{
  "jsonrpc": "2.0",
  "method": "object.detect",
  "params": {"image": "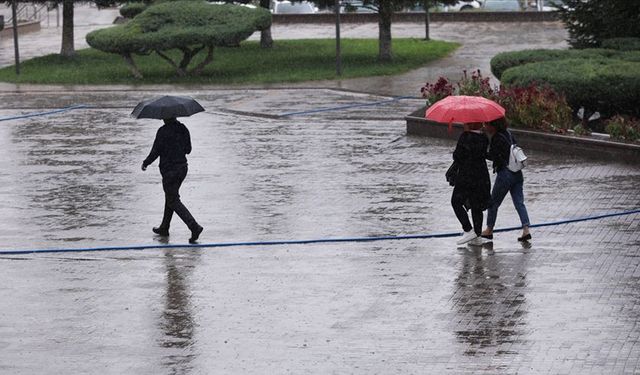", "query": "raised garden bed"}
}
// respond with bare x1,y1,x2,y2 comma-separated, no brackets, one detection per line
406,106,640,164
